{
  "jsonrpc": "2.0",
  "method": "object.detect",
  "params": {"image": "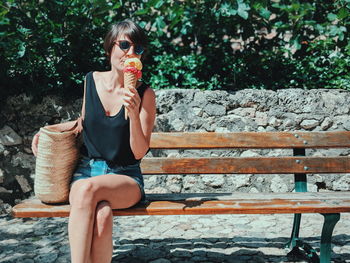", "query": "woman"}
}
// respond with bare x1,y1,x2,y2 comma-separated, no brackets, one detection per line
32,19,156,263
